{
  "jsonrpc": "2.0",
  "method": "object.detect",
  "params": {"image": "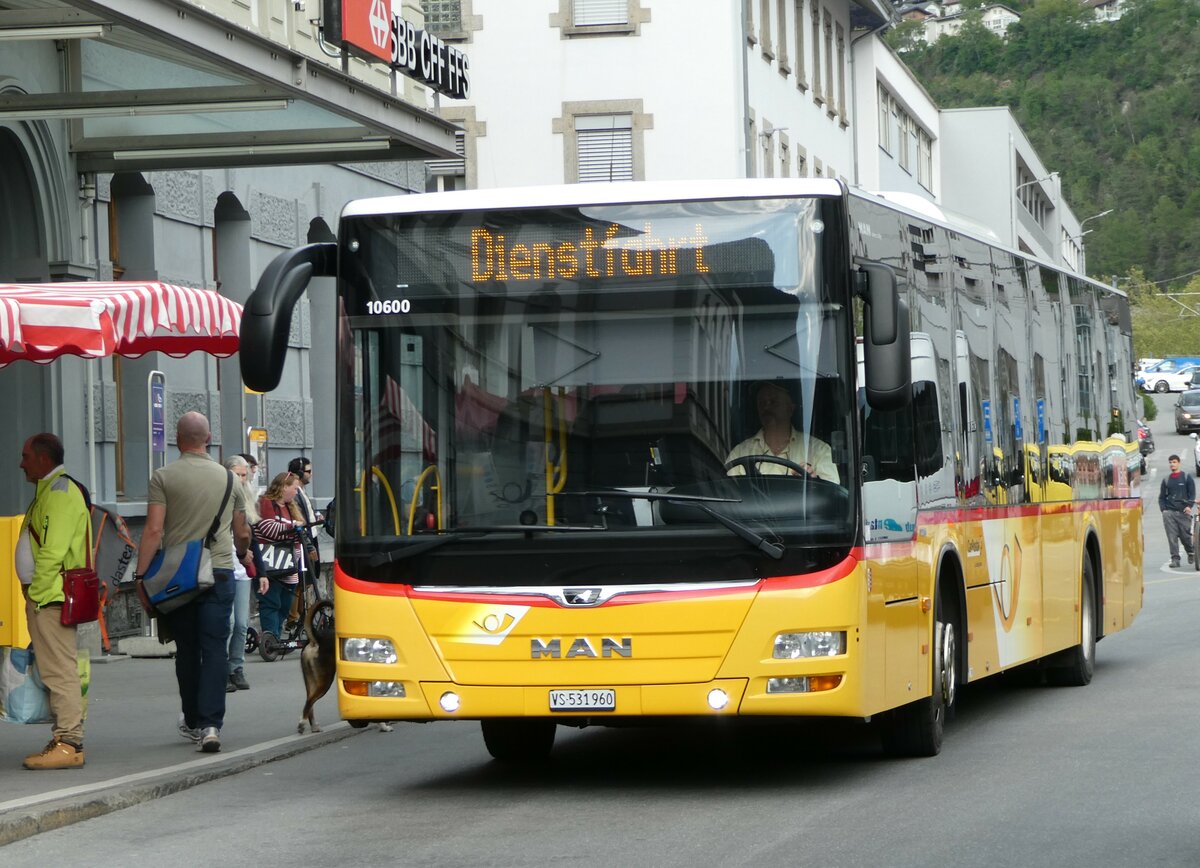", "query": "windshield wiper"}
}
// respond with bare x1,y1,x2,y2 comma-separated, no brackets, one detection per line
368,524,606,567
564,490,785,560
